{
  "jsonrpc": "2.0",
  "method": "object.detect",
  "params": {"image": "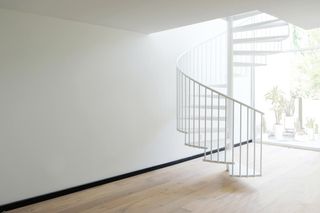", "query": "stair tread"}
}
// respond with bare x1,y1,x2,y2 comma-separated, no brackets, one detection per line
233,19,287,32
181,128,226,133
194,95,228,102
228,163,261,177
203,159,233,164
209,84,227,88
234,62,266,67
194,94,220,98
185,139,228,149
185,143,207,149
185,139,227,145
183,116,226,120
233,50,281,55
182,105,226,109
231,11,261,21
203,149,233,163
233,35,289,43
